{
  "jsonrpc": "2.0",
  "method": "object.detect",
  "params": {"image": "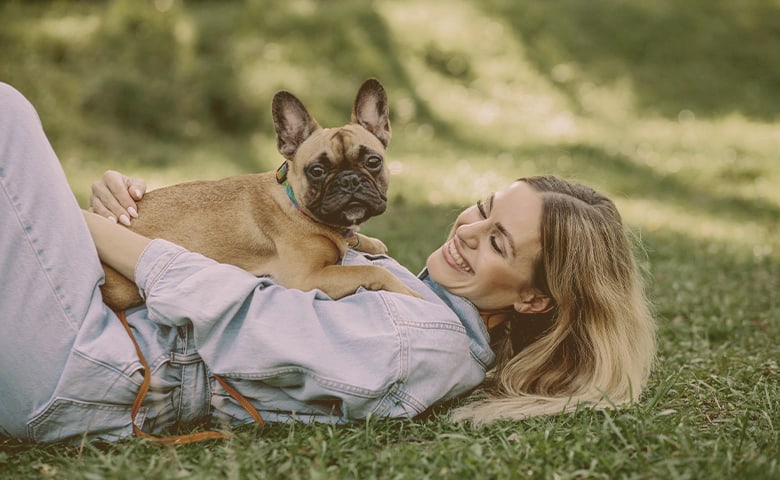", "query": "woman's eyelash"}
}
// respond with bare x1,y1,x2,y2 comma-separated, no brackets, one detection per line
490,236,502,253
